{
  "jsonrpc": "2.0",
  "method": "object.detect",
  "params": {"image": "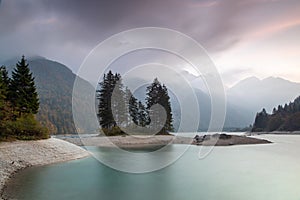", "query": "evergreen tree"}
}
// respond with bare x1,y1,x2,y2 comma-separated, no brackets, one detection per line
146,78,163,132
0,66,10,95
111,73,126,127
9,56,39,115
123,87,132,126
0,66,10,138
284,103,288,112
277,105,283,113
97,71,129,134
294,97,300,112
127,90,139,125
145,78,173,134
137,101,148,126
0,66,10,118
0,68,7,120
125,88,149,128
161,84,173,132
252,108,269,132
97,71,115,129
287,102,292,113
